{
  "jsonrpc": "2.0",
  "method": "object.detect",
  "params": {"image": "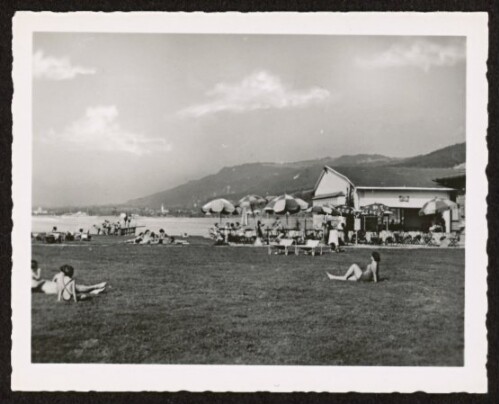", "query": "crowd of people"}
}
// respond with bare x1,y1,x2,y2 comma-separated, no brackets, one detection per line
209,219,288,245
208,218,348,251
93,219,125,235
125,229,189,245
32,217,387,309
32,226,92,243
